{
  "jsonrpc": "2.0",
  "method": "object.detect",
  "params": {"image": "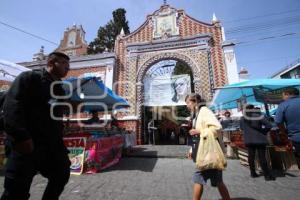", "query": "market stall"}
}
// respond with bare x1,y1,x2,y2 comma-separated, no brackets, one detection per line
211,79,300,171
0,59,31,82
62,76,129,175
63,131,124,175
